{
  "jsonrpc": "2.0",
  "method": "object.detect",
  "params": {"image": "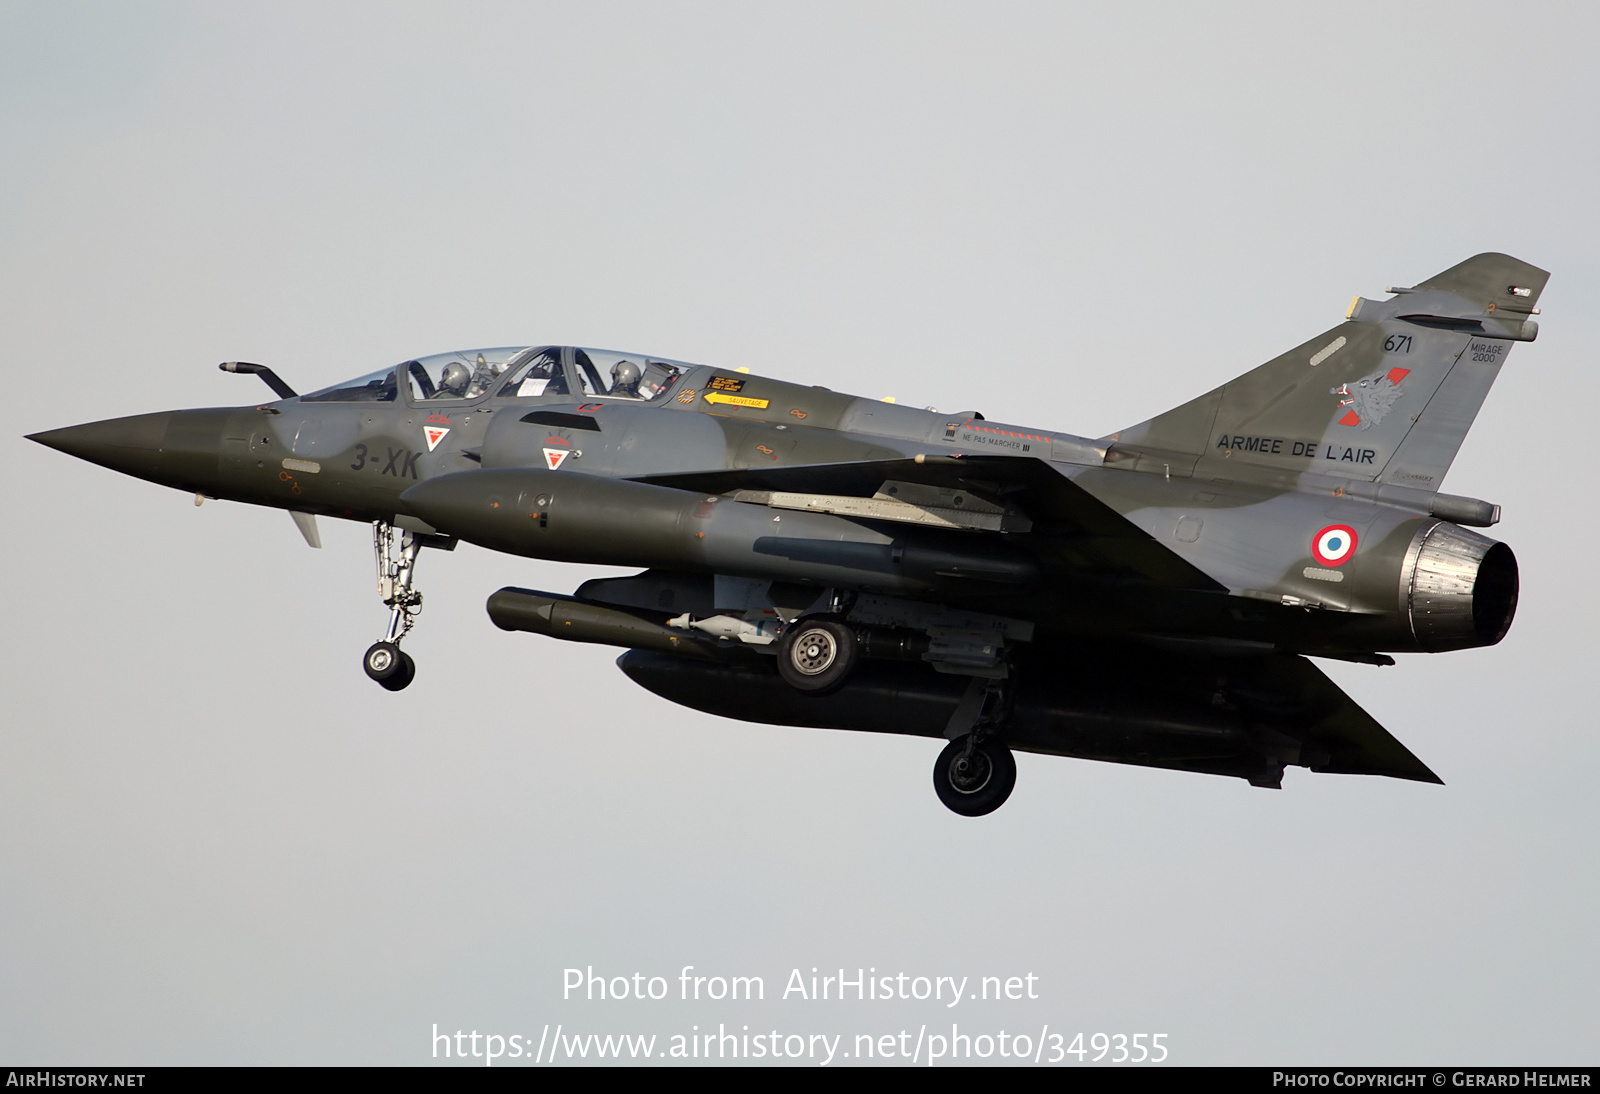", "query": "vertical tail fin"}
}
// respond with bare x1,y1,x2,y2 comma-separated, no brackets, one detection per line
1106,253,1547,490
